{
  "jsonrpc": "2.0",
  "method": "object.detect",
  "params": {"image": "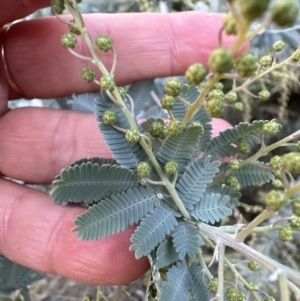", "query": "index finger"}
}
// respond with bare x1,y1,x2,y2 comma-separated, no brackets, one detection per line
3,12,246,100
